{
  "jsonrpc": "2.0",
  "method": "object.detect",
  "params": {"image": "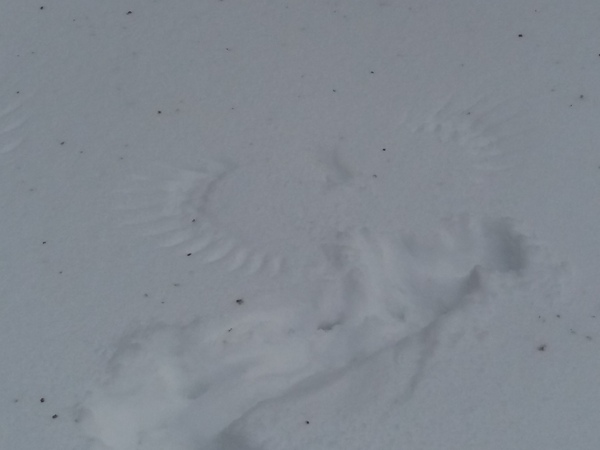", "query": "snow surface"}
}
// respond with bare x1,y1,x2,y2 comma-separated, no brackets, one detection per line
1,1,600,450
